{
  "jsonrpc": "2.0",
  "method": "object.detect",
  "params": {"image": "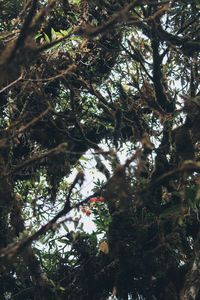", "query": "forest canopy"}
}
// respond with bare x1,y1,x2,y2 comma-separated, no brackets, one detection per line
0,0,200,299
